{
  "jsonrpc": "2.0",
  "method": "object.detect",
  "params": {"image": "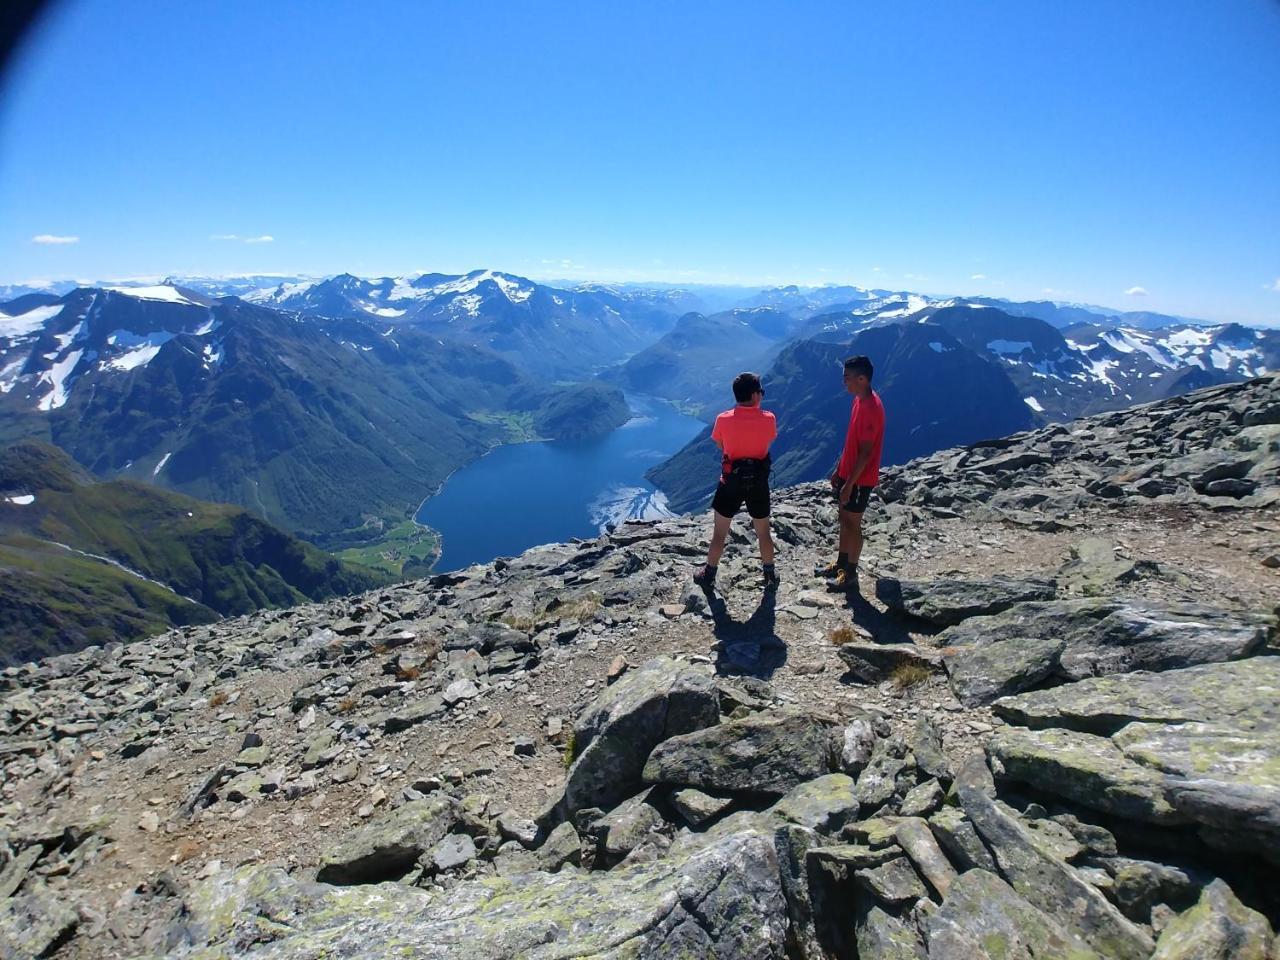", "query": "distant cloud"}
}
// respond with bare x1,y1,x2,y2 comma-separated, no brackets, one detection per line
1267,278,1280,292
1125,286,1148,296
211,233,274,244
871,266,884,273
245,235,274,244
32,234,78,245
970,273,987,280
